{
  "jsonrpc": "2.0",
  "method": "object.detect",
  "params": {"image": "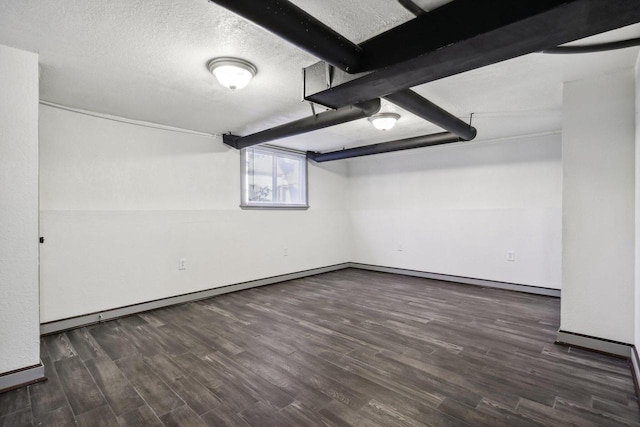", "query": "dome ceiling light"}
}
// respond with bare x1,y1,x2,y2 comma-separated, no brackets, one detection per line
208,57,257,90
368,113,400,131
